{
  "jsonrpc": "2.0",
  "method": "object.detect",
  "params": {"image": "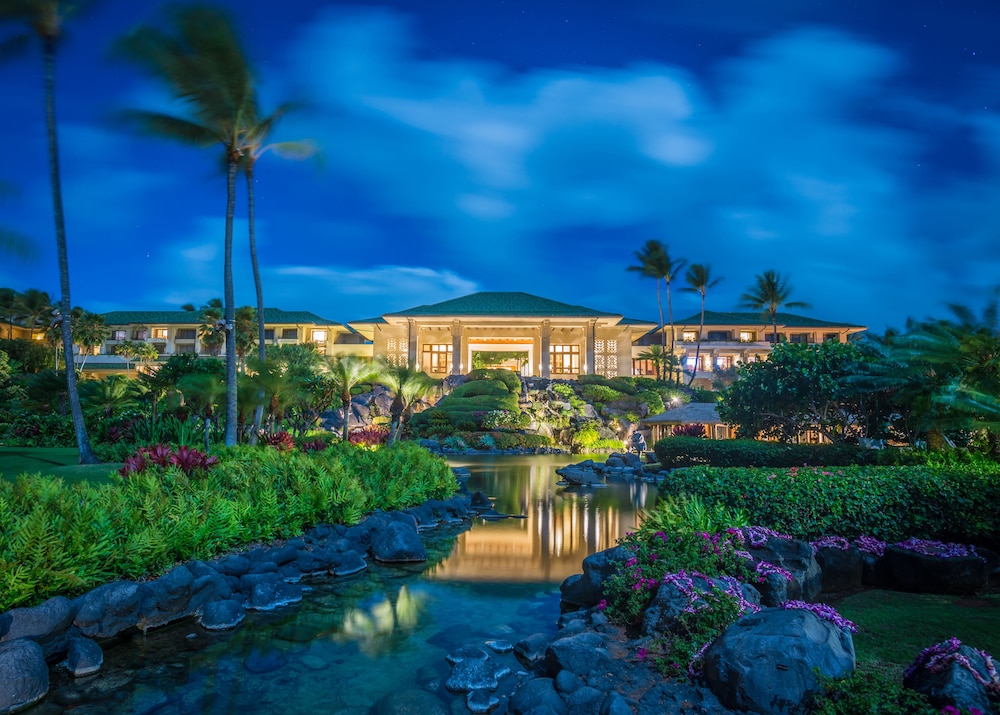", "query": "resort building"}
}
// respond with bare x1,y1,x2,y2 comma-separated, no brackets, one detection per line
348,292,656,379
635,311,867,386
81,308,364,374
641,402,733,441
